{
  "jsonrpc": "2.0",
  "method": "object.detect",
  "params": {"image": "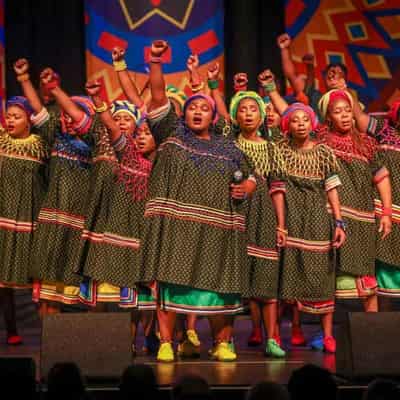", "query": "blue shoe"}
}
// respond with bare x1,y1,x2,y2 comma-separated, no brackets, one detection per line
143,333,160,354
309,331,324,351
